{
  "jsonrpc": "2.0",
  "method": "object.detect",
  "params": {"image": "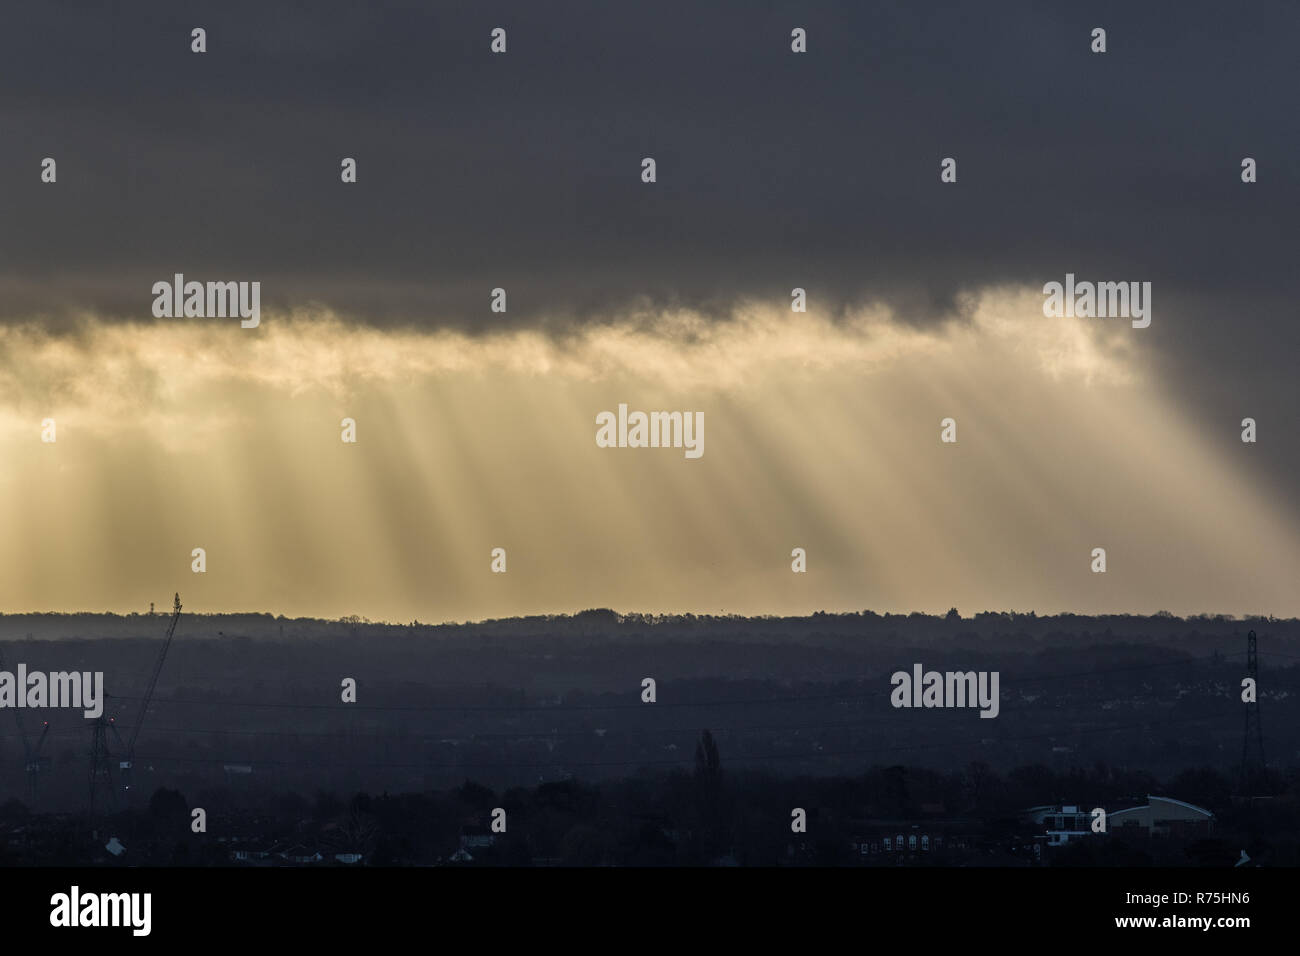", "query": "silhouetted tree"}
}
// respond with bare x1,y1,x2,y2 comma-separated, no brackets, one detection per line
312,790,344,822
456,779,495,810
561,824,606,865
1167,767,1233,813
276,791,309,822
694,730,726,859
149,787,187,821
964,761,993,812
694,729,721,782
